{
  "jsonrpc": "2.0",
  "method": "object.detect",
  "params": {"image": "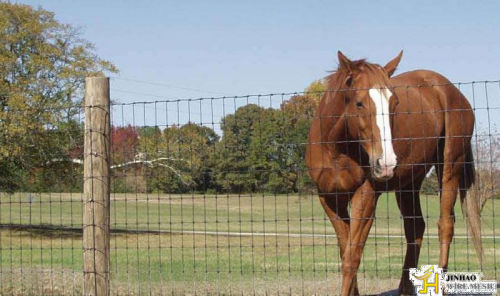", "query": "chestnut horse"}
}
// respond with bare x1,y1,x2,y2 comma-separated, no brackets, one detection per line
306,51,481,295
